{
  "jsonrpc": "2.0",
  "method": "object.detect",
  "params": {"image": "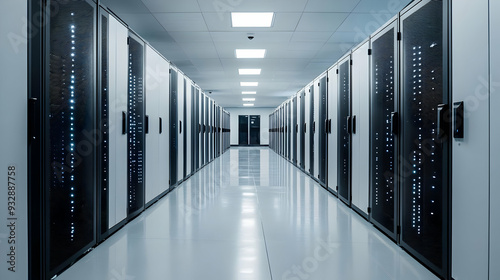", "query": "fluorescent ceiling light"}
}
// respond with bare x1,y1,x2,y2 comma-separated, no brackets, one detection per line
236,49,266,58
240,82,259,87
242,91,257,95
239,69,261,75
243,103,255,107
231,12,274,28
242,98,255,101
